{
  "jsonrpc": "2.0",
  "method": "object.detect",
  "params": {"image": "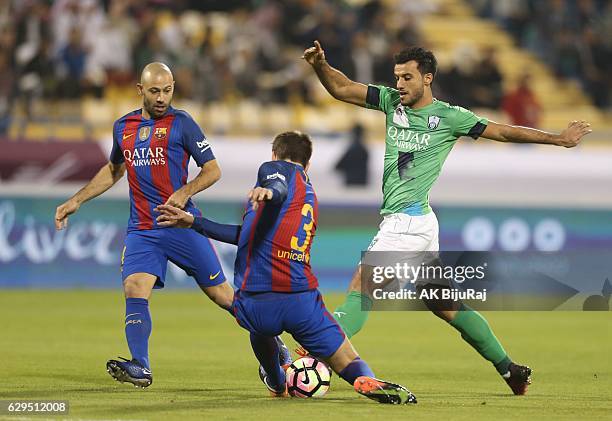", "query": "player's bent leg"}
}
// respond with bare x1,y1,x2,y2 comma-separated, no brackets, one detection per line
233,291,291,397
333,263,400,338
347,266,363,293
334,213,438,339
323,339,417,405
324,337,358,373
291,291,416,405
107,273,156,387
416,283,461,321
418,284,508,365
250,333,288,397
199,280,234,311
448,303,532,394
164,227,231,308
257,336,292,393
418,283,532,394
332,266,373,338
